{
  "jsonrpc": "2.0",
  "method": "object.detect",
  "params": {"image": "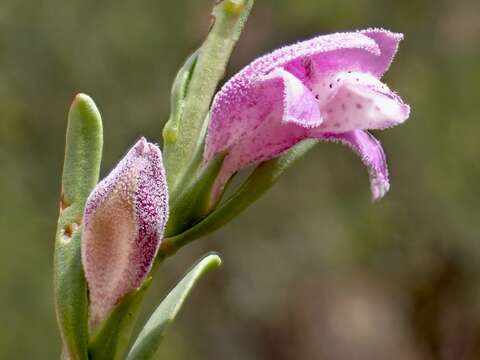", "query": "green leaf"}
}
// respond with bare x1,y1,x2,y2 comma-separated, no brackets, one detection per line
126,254,222,360
163,0,254,194
54,94,103,360
88,278,152,360
159,140,318,255
165,153,225,237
